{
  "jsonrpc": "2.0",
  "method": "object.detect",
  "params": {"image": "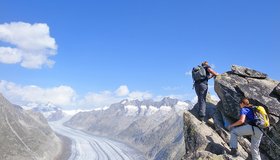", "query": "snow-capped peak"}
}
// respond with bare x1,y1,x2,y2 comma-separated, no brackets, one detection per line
124,105,139,116
121,99,128,105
